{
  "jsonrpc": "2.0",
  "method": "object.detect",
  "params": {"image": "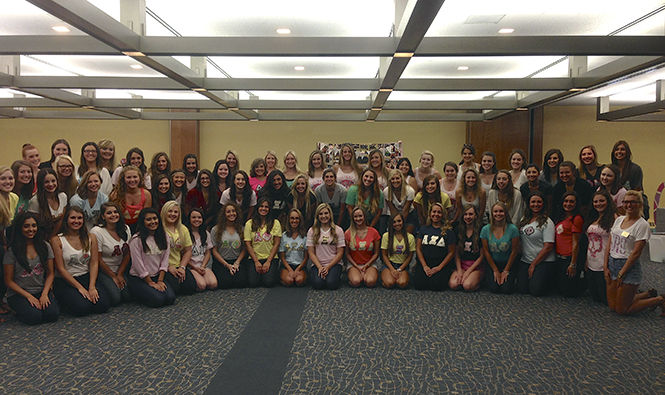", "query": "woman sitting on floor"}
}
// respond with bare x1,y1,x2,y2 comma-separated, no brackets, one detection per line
449,205,484,292
414,202,456,291
345,207,381,288
481,202,519,294
307,203,345,290
380,213,414,289
279,208,308,287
